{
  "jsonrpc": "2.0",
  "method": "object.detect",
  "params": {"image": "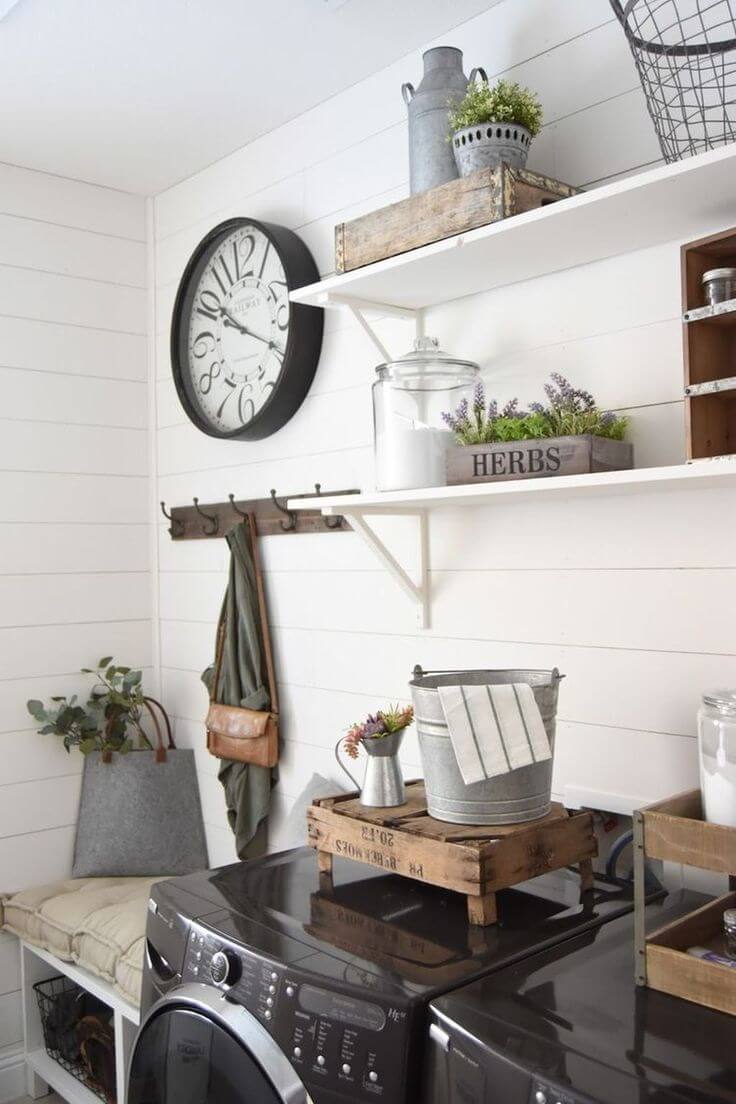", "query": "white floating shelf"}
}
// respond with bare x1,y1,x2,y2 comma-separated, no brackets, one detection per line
288,459,736,514
290,143,736,313
288,460,736,629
